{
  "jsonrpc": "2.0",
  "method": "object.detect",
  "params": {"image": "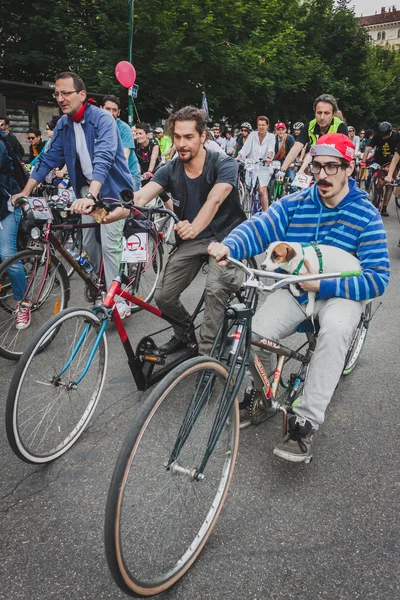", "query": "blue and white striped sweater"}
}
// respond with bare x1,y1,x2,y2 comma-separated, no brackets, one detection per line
223,179,390,303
